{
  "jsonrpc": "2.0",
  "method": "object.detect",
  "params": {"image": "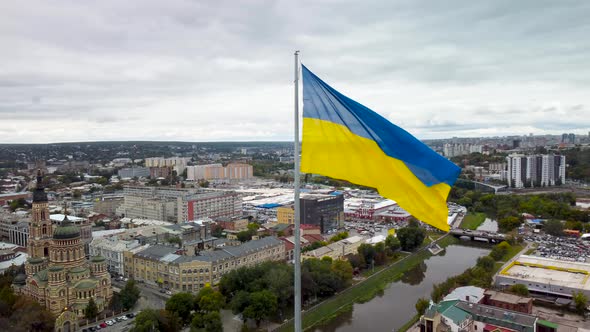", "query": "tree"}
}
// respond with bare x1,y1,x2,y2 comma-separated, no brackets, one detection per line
573,291,588,314
120,279,141,310
237,231,253,242
415,298,430,315
490,241,511,261
508,284,529,296
242,290,278,327
357,244,376,267
476,256,495,272
191,311,223,332
544,219,564,236
329,232,348,243
498,216,522,233
167,236,182,246
397,227,426,251
196,286,225,313
166,292,194,324
385,235,401,252
84,297,98,319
